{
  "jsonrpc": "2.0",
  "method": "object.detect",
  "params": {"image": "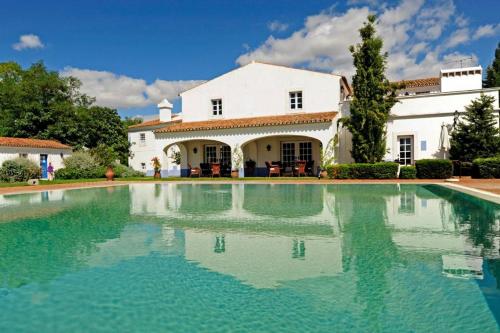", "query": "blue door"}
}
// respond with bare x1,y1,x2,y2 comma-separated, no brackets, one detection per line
40,154,48,179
